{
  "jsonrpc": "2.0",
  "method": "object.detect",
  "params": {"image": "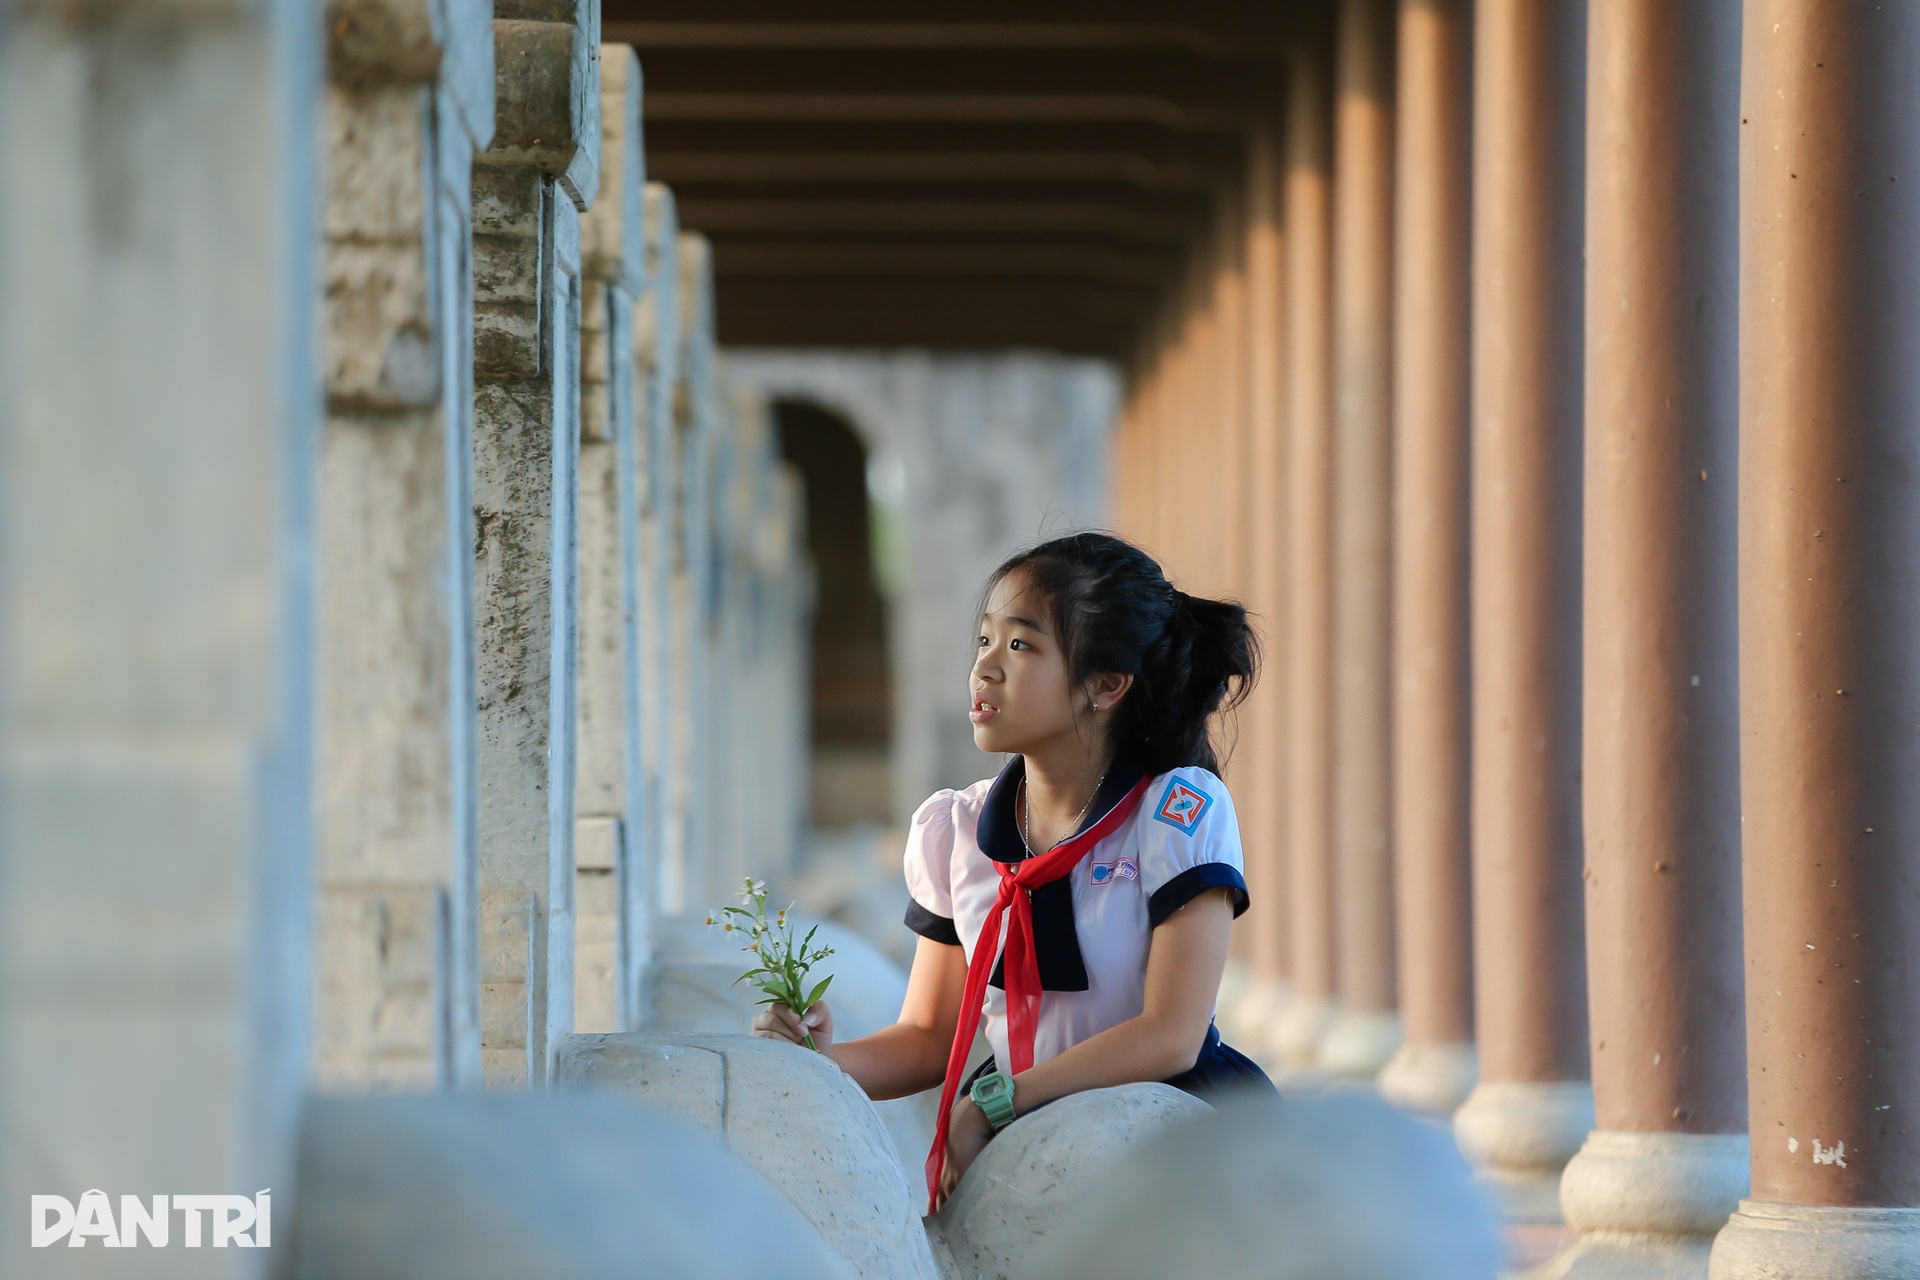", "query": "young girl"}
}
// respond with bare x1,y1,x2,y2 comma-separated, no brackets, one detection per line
752,532,1276,1213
